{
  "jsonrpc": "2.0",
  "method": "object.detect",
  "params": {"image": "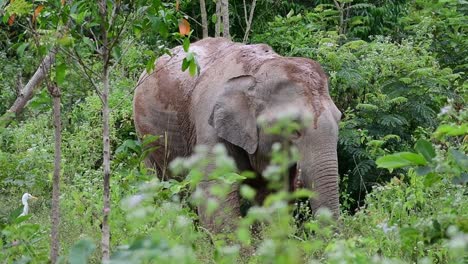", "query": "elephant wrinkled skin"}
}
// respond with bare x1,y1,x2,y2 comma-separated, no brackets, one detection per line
133,37,341,233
